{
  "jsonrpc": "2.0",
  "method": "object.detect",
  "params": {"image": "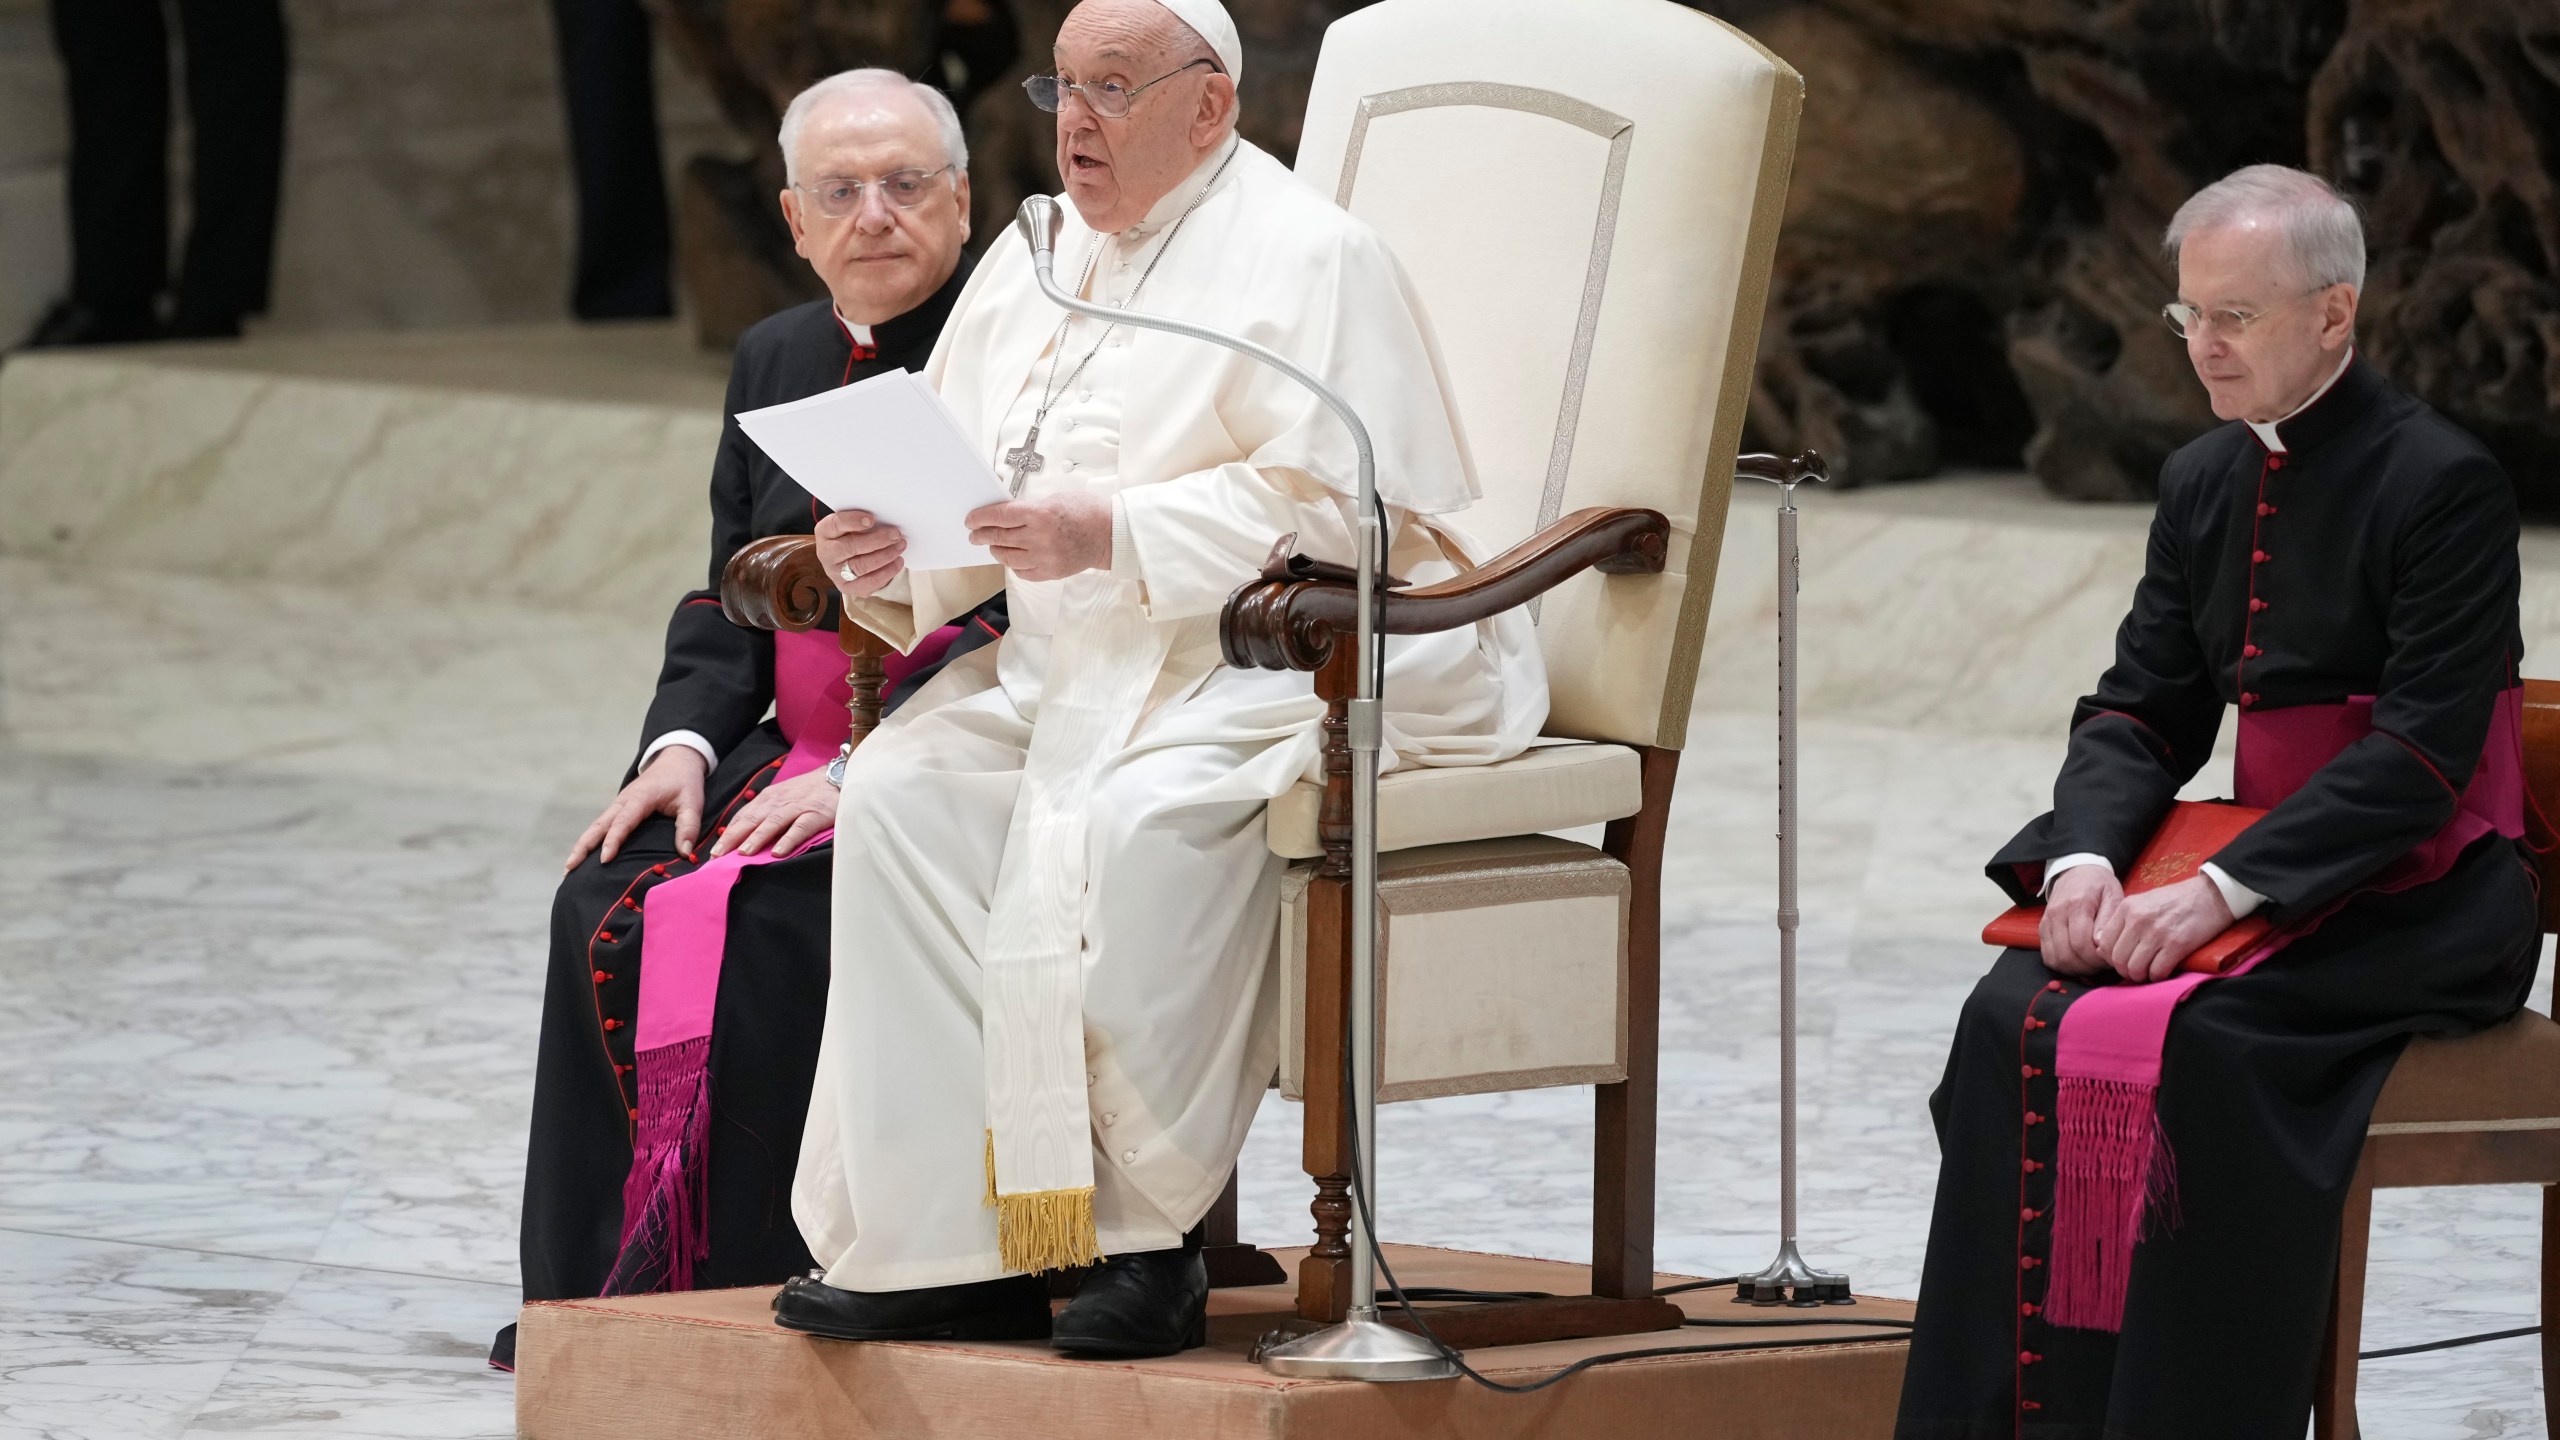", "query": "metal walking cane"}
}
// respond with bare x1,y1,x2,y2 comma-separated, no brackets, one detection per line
1735,450,1854,1307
